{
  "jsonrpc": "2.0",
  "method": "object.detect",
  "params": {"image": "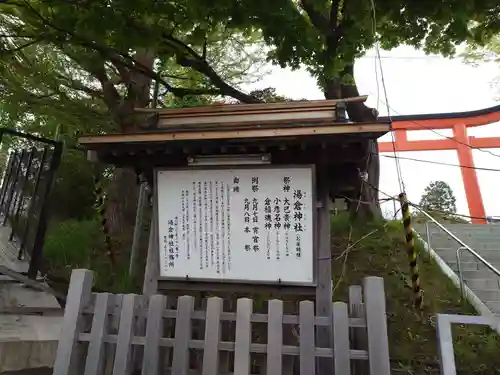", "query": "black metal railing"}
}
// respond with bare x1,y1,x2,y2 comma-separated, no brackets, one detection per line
0,128,62,278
